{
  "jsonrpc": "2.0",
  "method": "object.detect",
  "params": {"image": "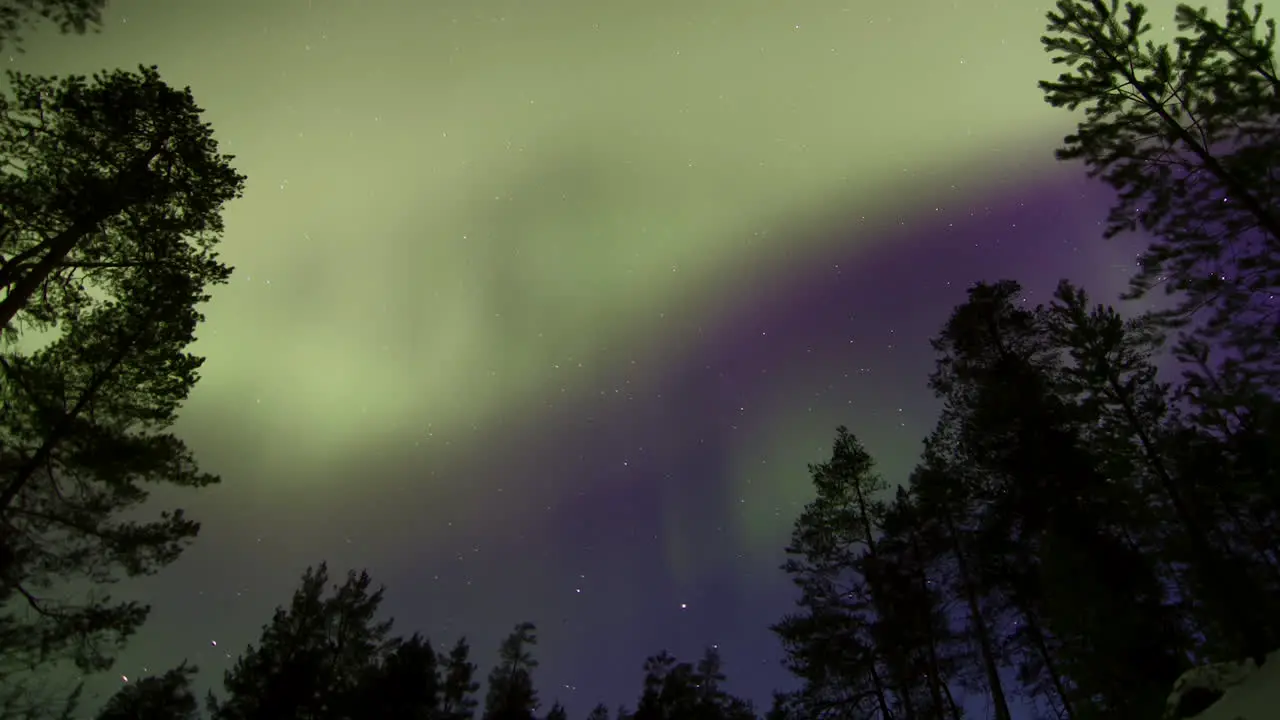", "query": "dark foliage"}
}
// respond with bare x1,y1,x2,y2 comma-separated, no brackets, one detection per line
208,563,397,720
626,648,756,720
0,65,244,335
1040,0,1280,394
483,622,540,720
0,62,242,706
96,663,199,720
440,637,482,720
0,0,107,51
